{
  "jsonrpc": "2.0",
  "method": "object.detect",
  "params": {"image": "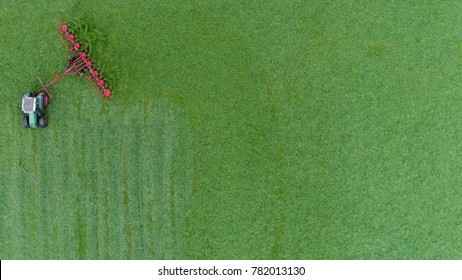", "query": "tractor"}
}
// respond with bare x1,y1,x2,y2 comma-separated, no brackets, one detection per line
21,23,112,129
22,92,50,128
